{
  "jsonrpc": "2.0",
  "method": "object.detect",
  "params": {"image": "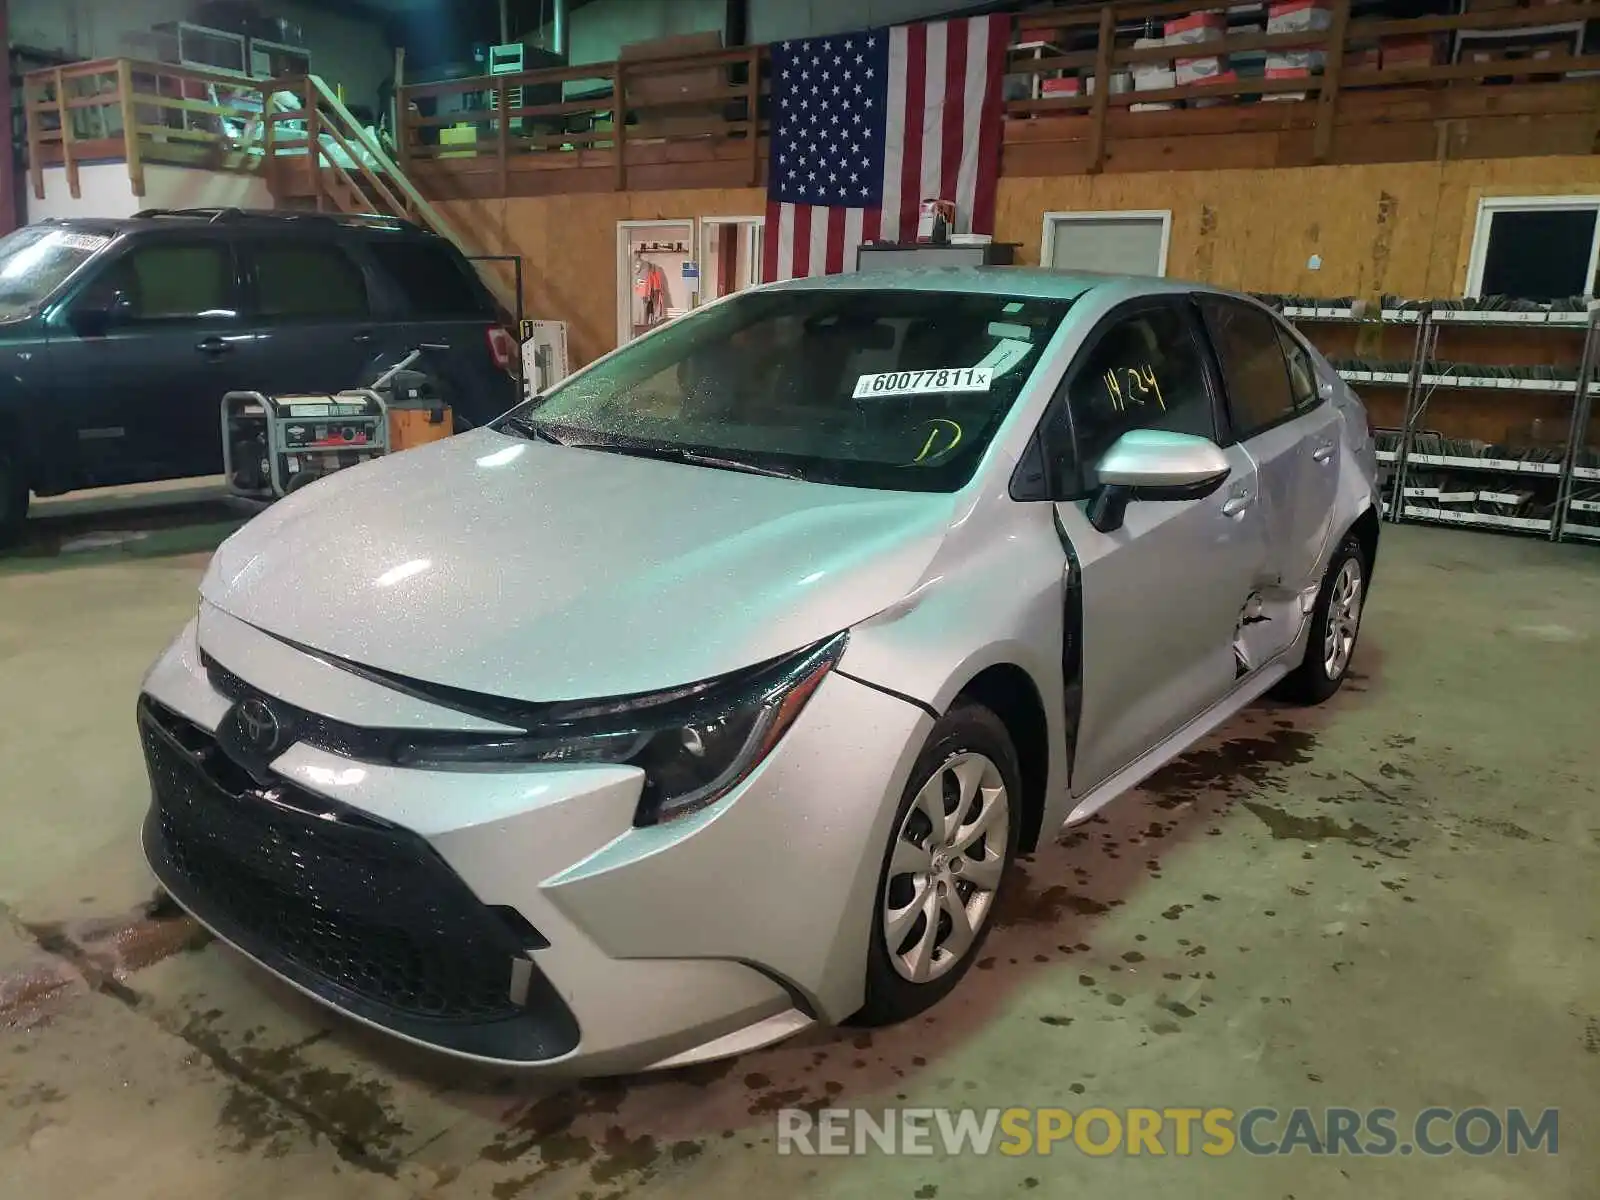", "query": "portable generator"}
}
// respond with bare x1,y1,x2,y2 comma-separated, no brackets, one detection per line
221,389,389,500
221,348,454,501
